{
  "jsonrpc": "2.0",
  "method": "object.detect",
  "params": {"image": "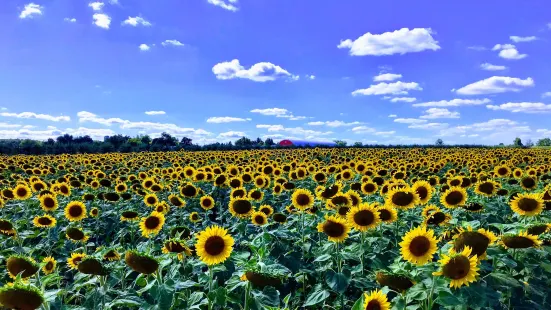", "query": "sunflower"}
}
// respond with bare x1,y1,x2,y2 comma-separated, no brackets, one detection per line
291,189,315,211
120,210,140,222
57,183,71,196
248,189,264,202
162,239,192,259
317,215,350,243
463,202,485,212
375,271,415,292
90,207,99,218
440,187,467,209
501,231,542,249
272,213,287,224
424,209,452,227
0,219,16,236
399,226,438,265
0,282,44,310
363,289,391,310
125,251,159,275
258,205,274,216
200,196,215,210
78,257,108,276
421,205,440,218
66,227,89,243
144,193,159,207
433,246,479,288
345,190,362,207
229,198,254,219
39,194,58,212
510,193,544,216
189,212,201,223
474,180,500,197
494,165,511,177
412,181,433,204
6,256,39,279
168,194,186,208
251,211,268,226
195,225,235,265
42,257,56,275
180,183,198,198
361,181,378,195
140,211,165,238
376,205,398,223
347,203,380,231
32,214,56,228
453,227,497,257
13,184,32,200
527,224,551,236
385,187,419,209
103,249,121,261
64,201,87,222
155,202,170,214
520,176,538,191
